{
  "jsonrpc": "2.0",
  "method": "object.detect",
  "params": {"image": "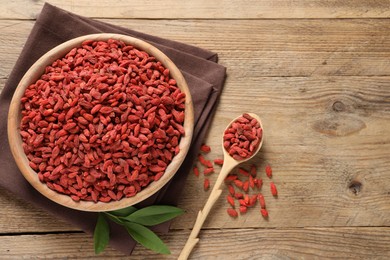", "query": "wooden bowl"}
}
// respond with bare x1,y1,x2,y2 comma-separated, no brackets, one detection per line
8,33,194,212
